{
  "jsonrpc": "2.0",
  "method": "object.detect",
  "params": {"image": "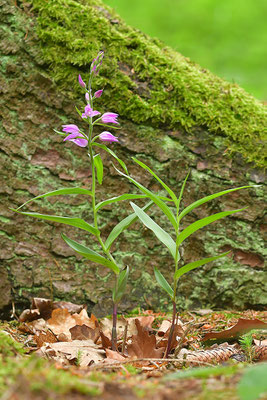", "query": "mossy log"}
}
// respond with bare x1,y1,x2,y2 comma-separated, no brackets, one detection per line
0,0,266,317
